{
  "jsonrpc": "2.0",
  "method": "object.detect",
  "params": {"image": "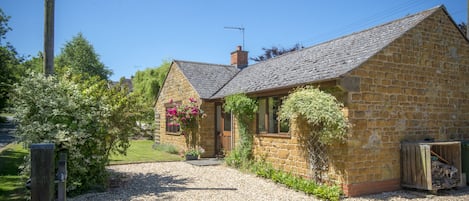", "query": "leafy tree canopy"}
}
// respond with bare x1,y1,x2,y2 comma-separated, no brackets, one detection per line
56,33,112,80
0,46,19,111
132,61,170,103
131,61,170,124
250,43,303,62
0,8,11,44
19,52,43,74
0,8,20,111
